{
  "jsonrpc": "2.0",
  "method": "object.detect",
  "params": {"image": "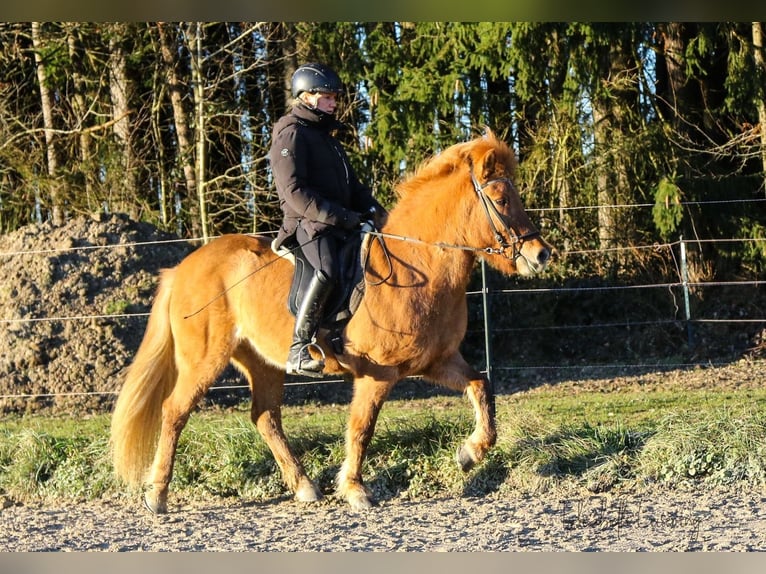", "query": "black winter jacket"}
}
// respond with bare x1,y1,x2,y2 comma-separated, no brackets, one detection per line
268,103,383,249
